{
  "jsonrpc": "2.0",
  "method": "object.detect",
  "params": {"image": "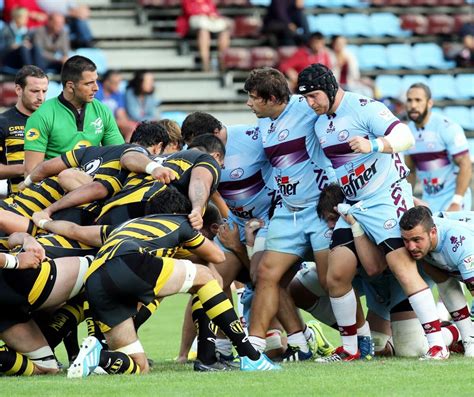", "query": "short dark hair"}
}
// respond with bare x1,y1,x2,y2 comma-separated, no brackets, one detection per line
130,121,170,150
317,183,345,220
408,83,432,101
145,185,192,215
203,202,222,228
399,206,434,233
181,112,223,144
101,69,120,83
244,67,290,104
61,55,97,86
127,71,154,96
188,134,226,157
15,65,48,88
